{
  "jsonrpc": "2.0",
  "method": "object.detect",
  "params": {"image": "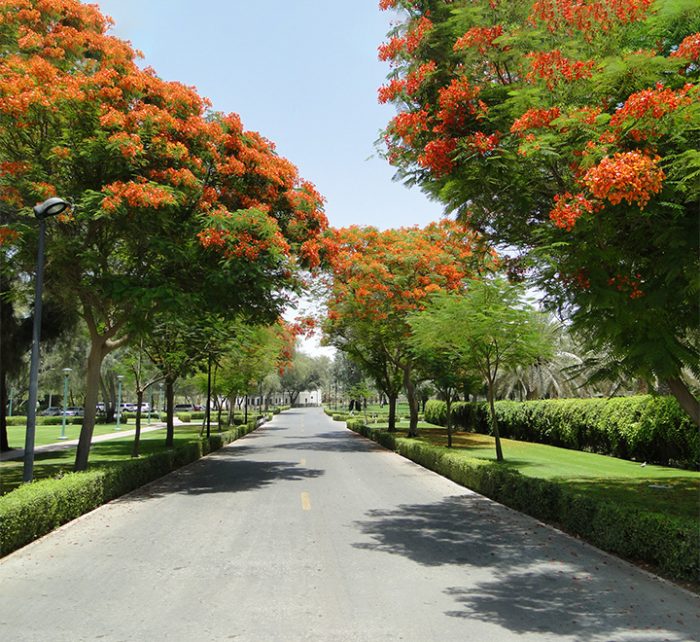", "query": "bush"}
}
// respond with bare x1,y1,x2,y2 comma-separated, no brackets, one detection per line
425,396,699,469
345,421,699,583
176,413,192,423
0,420,261,557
